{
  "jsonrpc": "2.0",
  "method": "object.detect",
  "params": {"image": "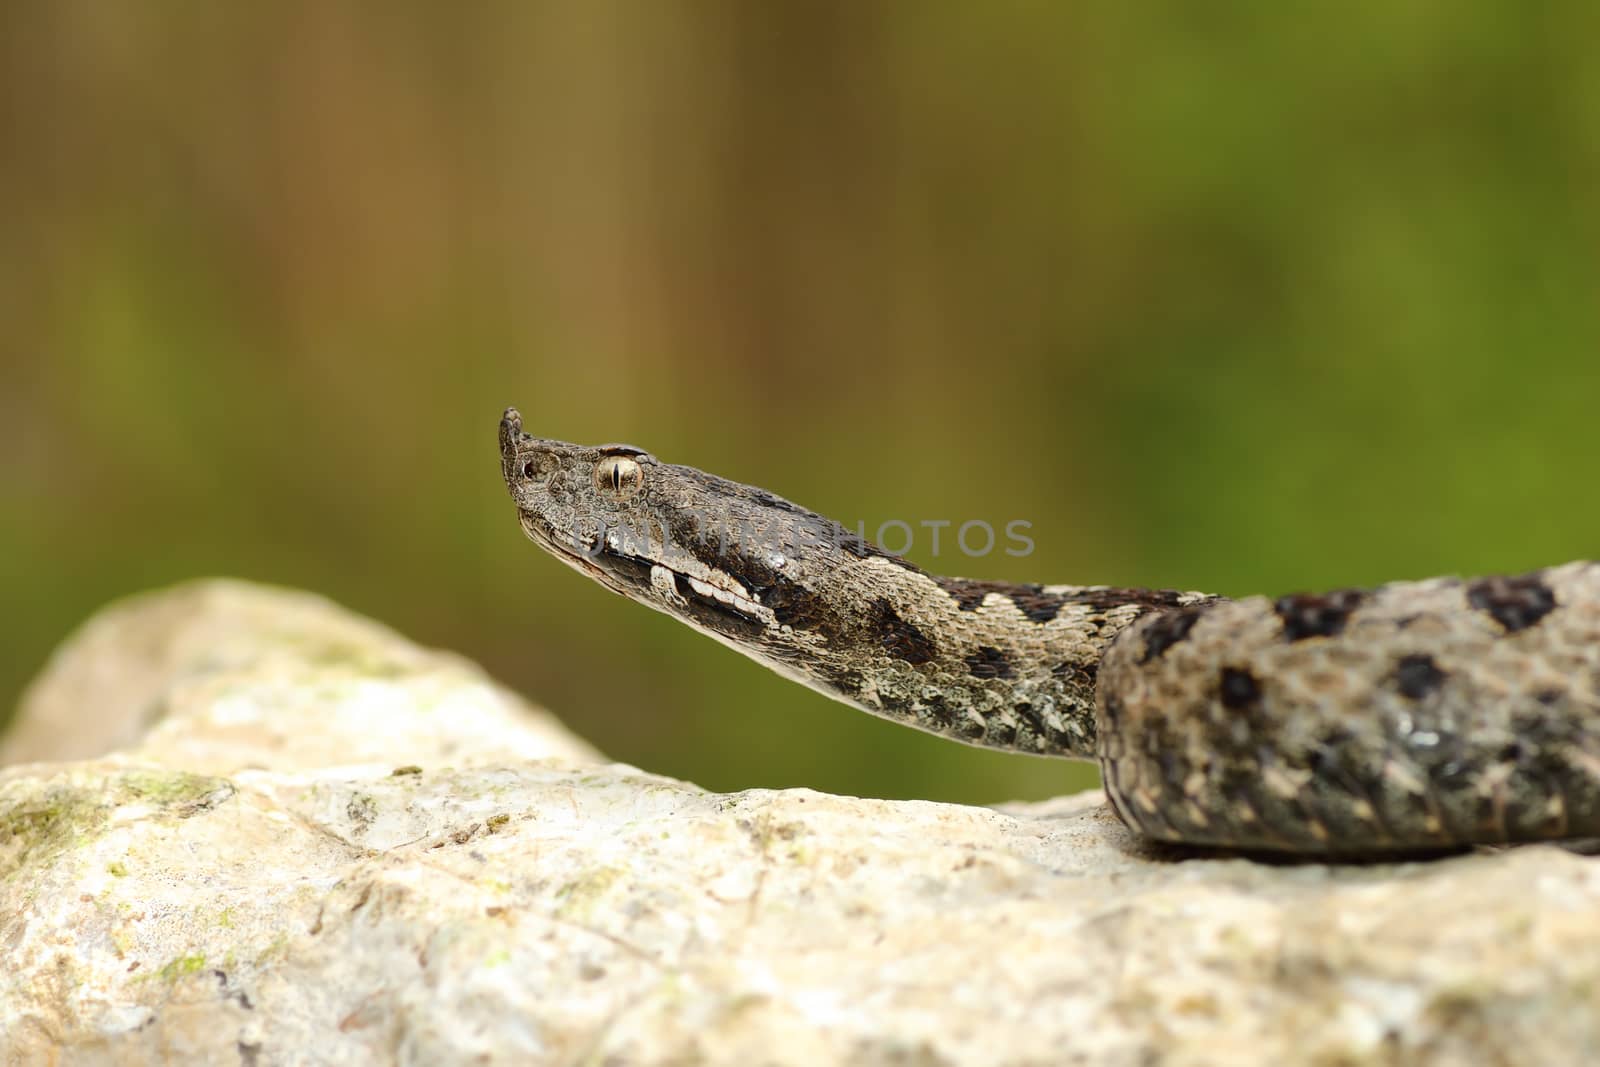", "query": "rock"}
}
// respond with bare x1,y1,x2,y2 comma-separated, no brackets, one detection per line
4,582,1600,1065
3,580,599,772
